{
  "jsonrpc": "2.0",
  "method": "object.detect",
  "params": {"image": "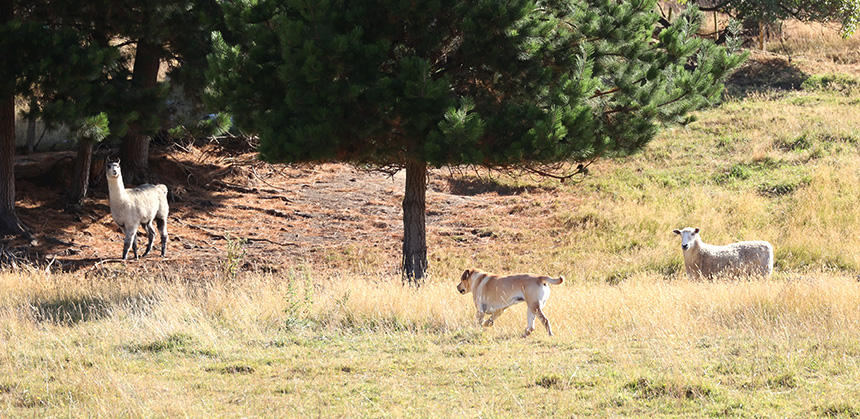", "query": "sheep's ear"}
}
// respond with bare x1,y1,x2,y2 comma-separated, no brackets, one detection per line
694,228,700,234
672,229,681,235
